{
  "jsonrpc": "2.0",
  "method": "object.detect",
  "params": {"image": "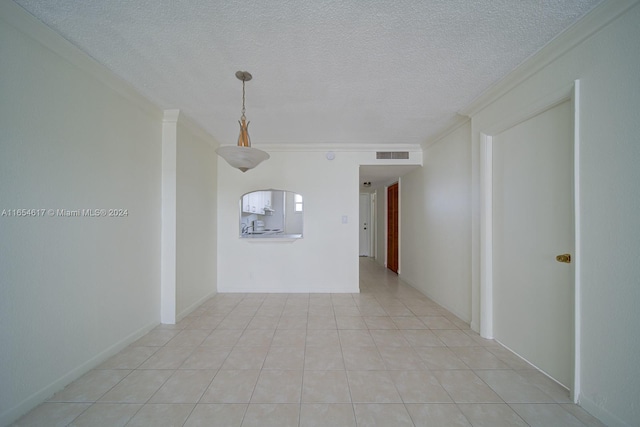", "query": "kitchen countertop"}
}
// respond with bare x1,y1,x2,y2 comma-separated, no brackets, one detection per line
241,233,302,241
